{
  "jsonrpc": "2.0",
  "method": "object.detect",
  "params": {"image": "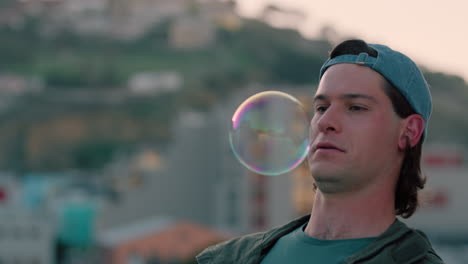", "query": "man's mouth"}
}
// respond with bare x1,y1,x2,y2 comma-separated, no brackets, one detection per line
313,142,345,153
